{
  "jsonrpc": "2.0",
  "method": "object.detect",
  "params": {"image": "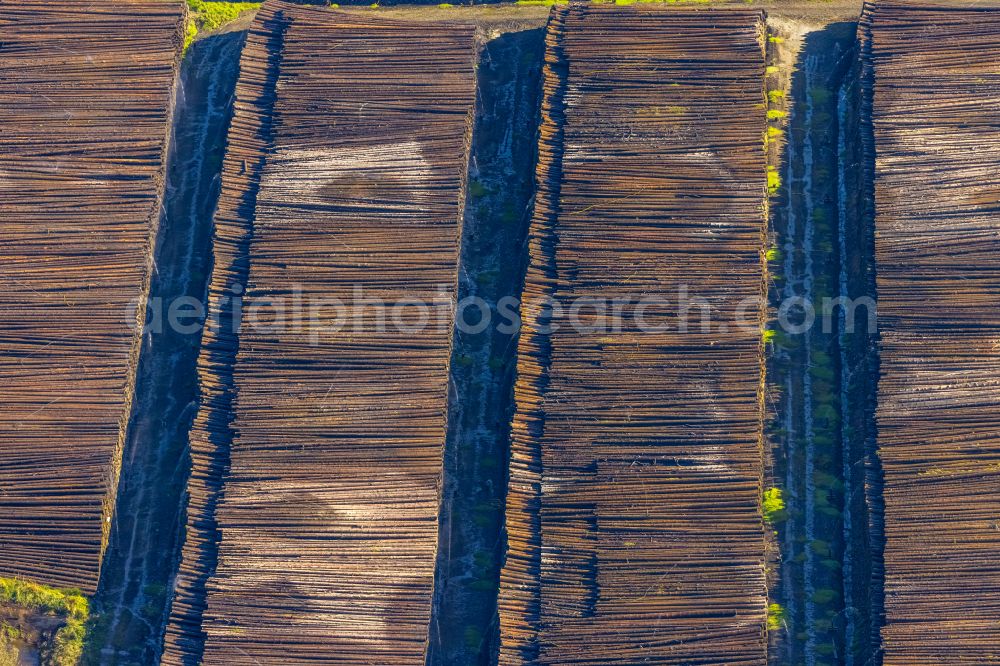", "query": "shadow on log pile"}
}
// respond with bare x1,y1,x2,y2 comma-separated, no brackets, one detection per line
497,6,770,664
80,26,246,666
426,25,545,666
862,1,1000,663
166,2,478,663
0,0,184,593
161,5,289,664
